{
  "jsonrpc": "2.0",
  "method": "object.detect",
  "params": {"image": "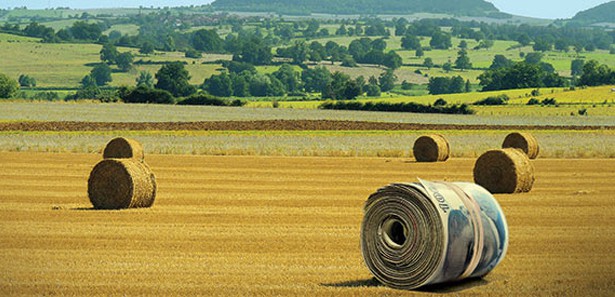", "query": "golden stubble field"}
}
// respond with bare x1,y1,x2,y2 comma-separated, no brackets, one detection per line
0,152,613,296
